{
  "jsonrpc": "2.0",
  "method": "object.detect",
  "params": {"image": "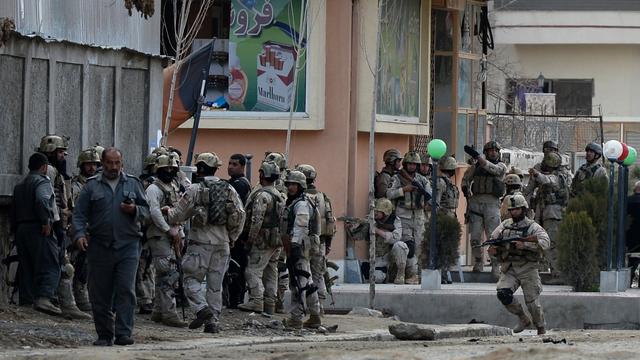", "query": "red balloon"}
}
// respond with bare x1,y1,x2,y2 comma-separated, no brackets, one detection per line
618,142,629,161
